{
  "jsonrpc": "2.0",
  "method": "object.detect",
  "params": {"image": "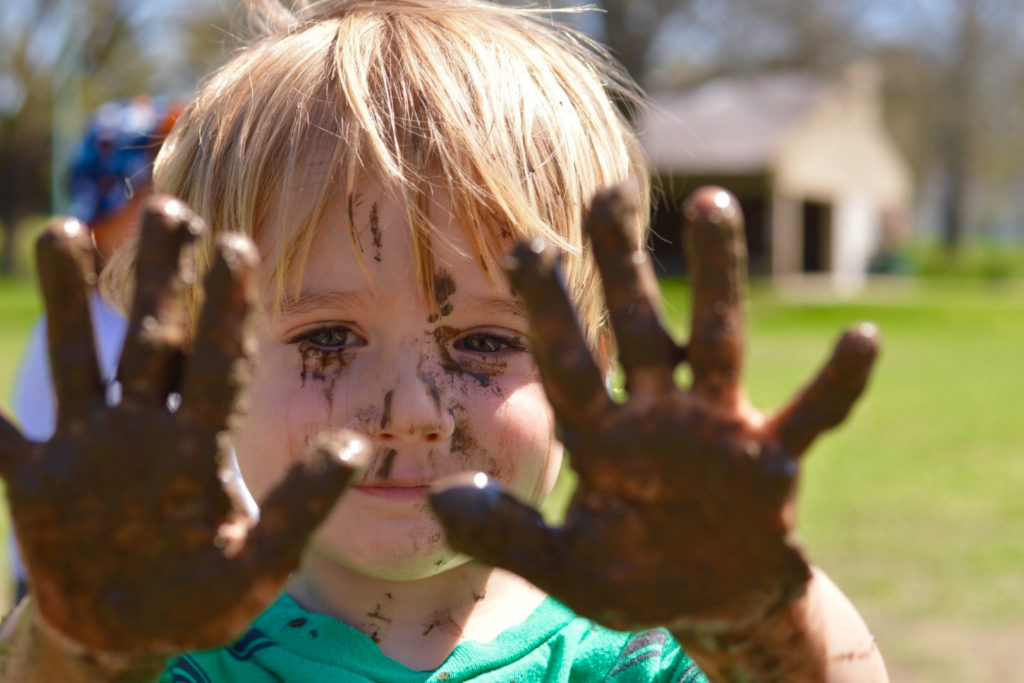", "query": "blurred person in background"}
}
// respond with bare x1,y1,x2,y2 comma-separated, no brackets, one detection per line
9,96,182,601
